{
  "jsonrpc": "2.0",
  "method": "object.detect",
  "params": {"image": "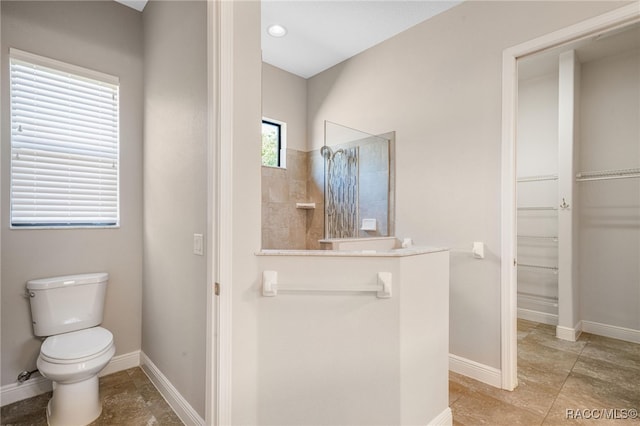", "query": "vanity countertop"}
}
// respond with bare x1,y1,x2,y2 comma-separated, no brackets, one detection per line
256,246,448,257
